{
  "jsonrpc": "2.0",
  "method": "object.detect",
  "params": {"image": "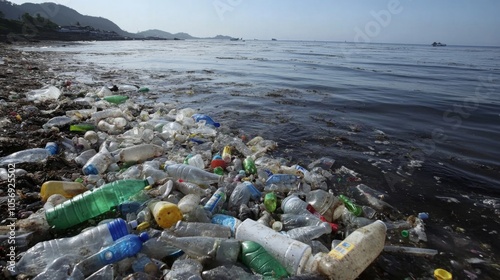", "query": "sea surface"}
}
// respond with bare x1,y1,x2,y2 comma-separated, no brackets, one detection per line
24,40,500,278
